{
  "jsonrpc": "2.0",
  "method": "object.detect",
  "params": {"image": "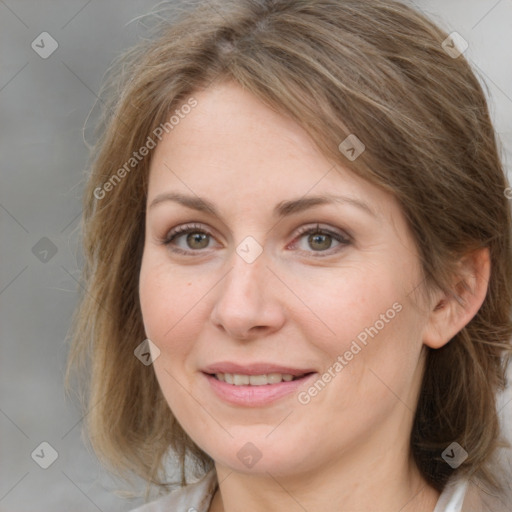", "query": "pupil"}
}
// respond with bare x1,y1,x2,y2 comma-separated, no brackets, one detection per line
187,232,209,249
309,233,332,251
